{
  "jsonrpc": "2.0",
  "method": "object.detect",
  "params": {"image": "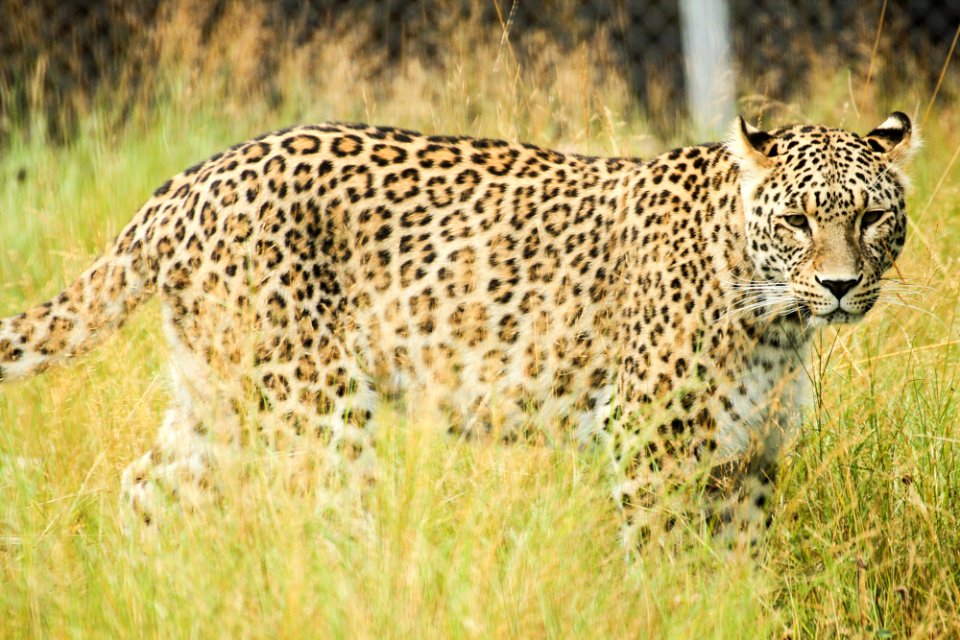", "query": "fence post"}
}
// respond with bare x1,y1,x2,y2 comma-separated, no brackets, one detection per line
679,0,735,138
